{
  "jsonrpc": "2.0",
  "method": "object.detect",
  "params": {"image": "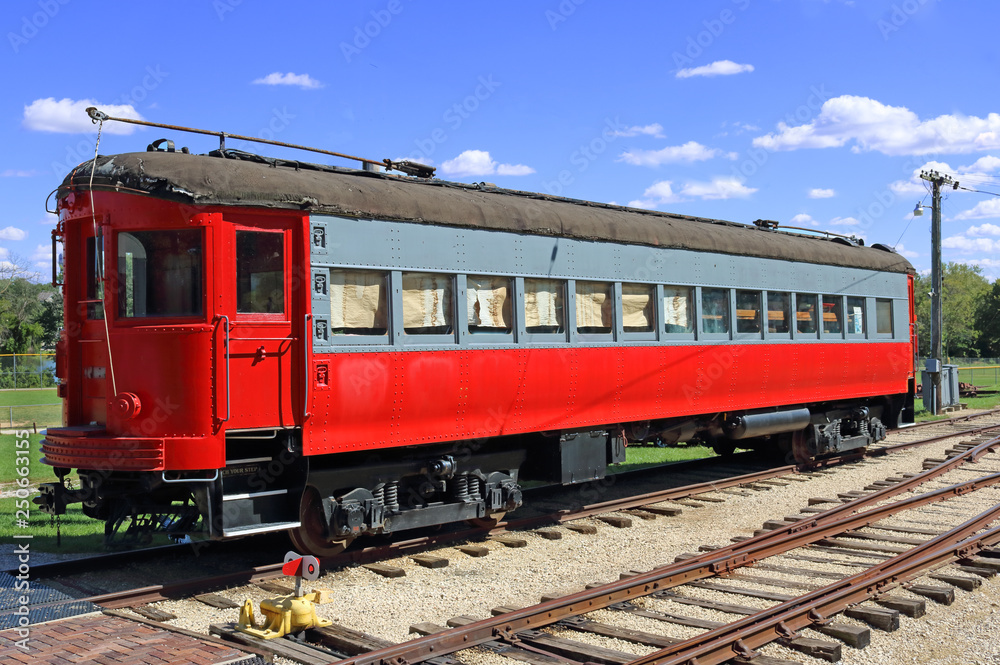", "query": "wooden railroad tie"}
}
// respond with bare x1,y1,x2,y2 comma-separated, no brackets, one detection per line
195,593,241,609
363,563,407,578
490,535,529,547
642,504,683,517
457,544,489,557
596,514,633,528
410,554,449,569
